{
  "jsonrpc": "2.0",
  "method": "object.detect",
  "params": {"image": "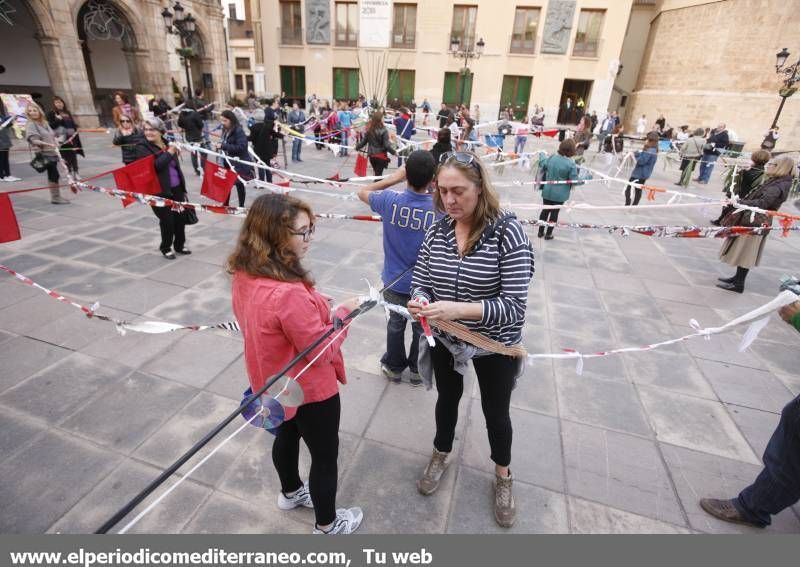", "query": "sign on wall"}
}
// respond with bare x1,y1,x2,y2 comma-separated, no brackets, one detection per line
358,0,391,48
306,0,330,44
541,0,576,55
